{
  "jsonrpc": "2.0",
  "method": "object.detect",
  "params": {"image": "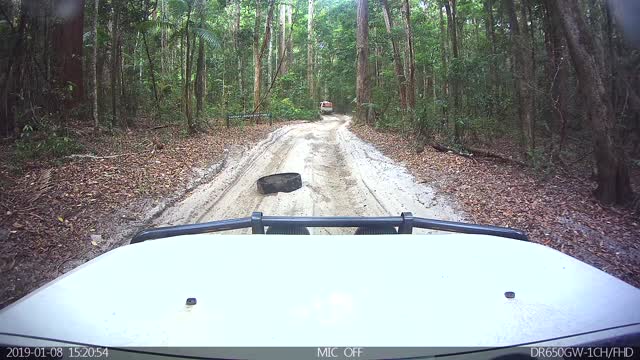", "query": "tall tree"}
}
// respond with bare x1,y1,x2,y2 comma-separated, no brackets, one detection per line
402,0,416,110
141,0,160,113
90,0,99,131
184,0,195,132
0,1,27,137
195,0,207,120
286,4,293,70
355,0,371,124
444,0,460,141
542,0,569,160
484,0,498,115
438,1,449,124
233,0,246,111
253,0,276,113
51,0,85,109
551,0,633,204
278,3,287,76
268,12,274,84
380,0,407,111
505,0,535,158
160,0,168,74
110,0,121,126
307,0,316,100
253,0,262,113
